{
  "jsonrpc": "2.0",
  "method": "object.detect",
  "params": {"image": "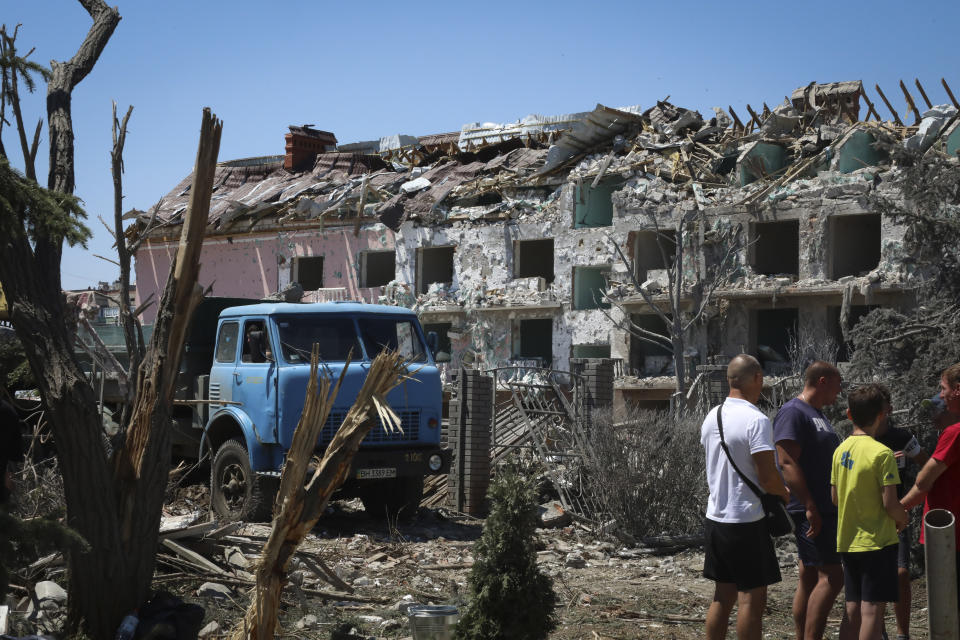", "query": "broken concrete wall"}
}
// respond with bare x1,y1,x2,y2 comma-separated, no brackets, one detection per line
136,224,395,324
